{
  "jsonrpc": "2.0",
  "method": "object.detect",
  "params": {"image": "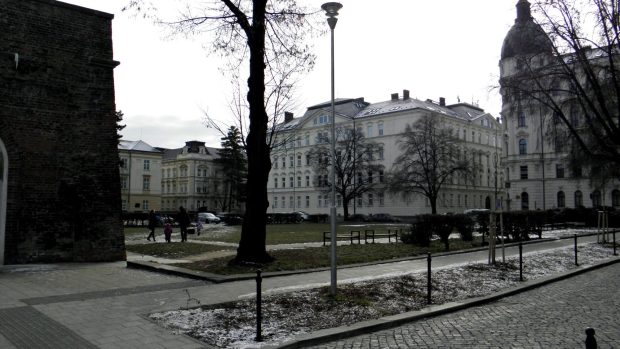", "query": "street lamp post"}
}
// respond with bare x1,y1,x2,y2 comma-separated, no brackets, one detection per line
322,1,342,296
